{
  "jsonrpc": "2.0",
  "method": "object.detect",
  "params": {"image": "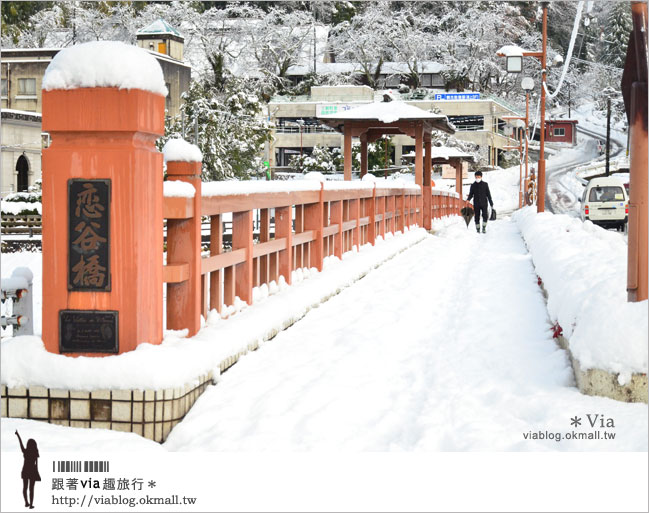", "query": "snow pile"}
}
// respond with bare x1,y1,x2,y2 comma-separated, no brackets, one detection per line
0,200,41,215
162,138,203,163
513,207,648,380
163,180,196,198
0,229,428,391
42,41,168,96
